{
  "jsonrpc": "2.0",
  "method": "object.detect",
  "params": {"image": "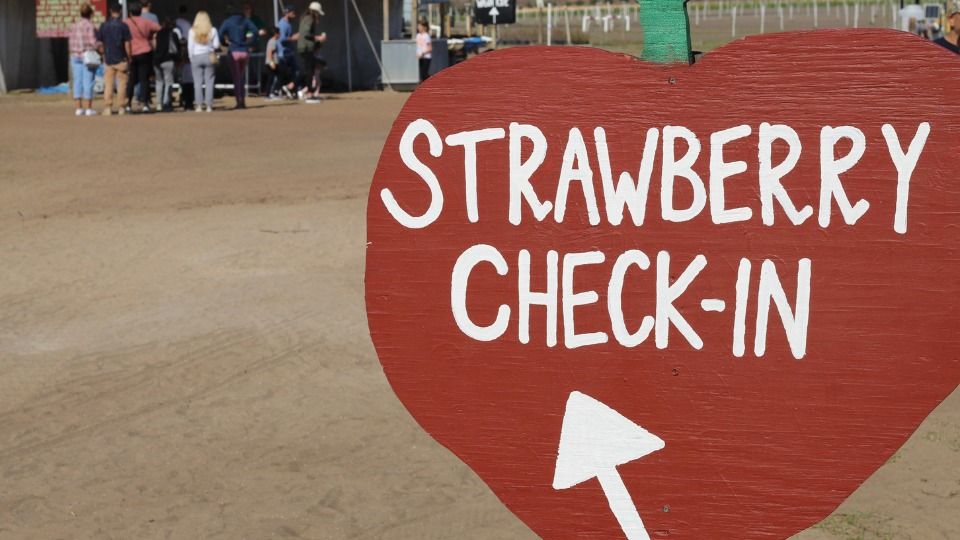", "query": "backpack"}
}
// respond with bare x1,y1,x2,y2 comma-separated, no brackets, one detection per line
155,28,180,64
